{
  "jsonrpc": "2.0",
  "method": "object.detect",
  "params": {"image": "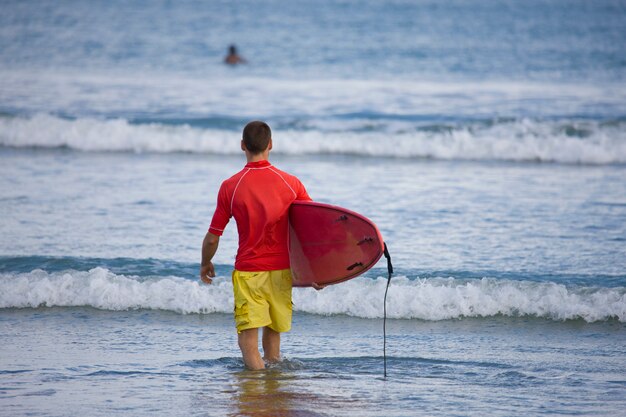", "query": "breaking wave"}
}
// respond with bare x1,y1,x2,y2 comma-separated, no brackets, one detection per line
1,268,624,322
1,114,625,164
